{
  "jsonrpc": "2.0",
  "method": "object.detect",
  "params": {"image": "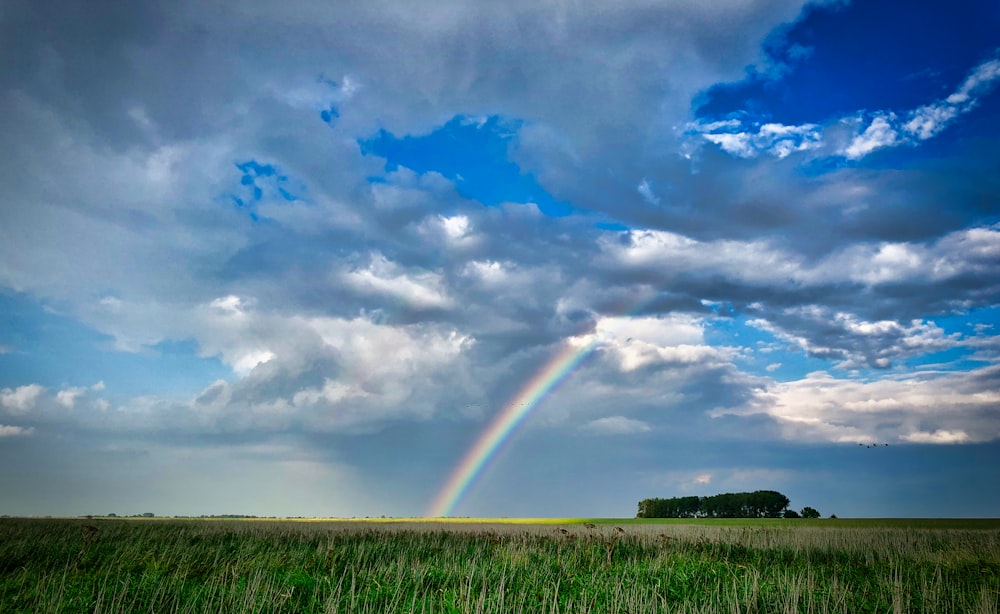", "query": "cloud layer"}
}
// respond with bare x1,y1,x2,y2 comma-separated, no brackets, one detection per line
1,0,998,517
